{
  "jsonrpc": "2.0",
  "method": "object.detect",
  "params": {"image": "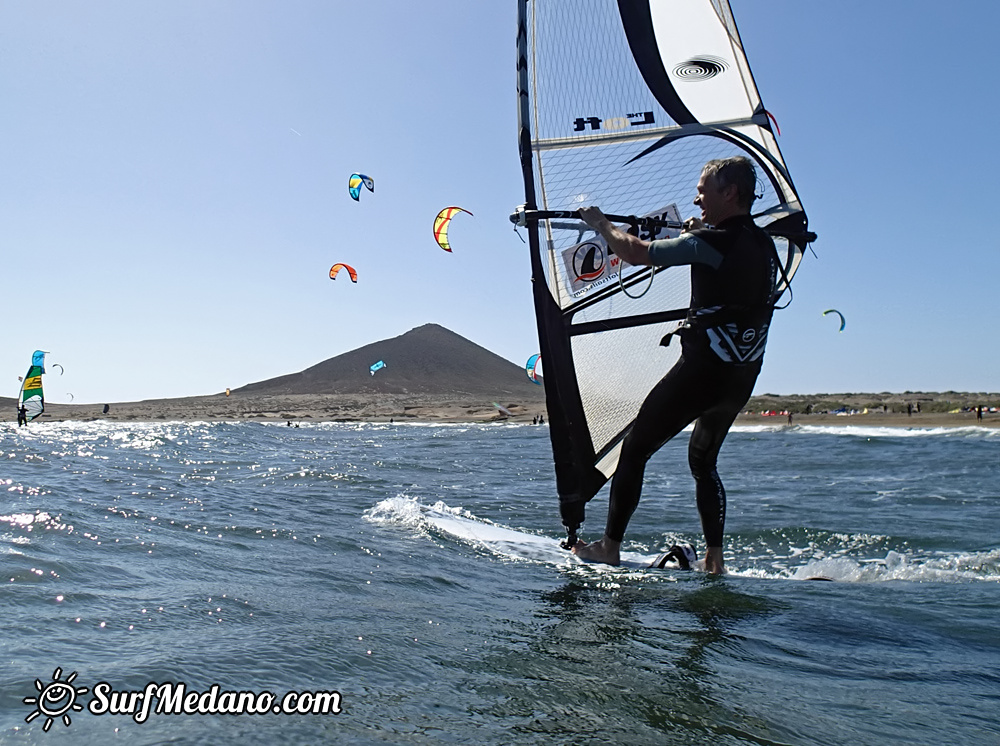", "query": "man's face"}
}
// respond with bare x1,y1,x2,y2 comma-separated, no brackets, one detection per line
693,170,733,226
